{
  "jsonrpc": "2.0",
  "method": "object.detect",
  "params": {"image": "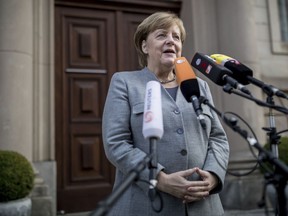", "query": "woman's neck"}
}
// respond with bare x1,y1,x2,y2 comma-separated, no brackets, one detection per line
147,65,173,79
146,65,178,87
